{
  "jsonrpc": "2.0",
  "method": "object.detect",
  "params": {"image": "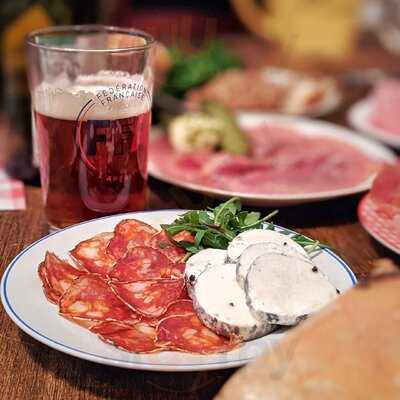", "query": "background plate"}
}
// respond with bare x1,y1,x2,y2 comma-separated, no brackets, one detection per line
149,113,396,206
1,210,356,371
358,194,400,255
348,98,400,149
